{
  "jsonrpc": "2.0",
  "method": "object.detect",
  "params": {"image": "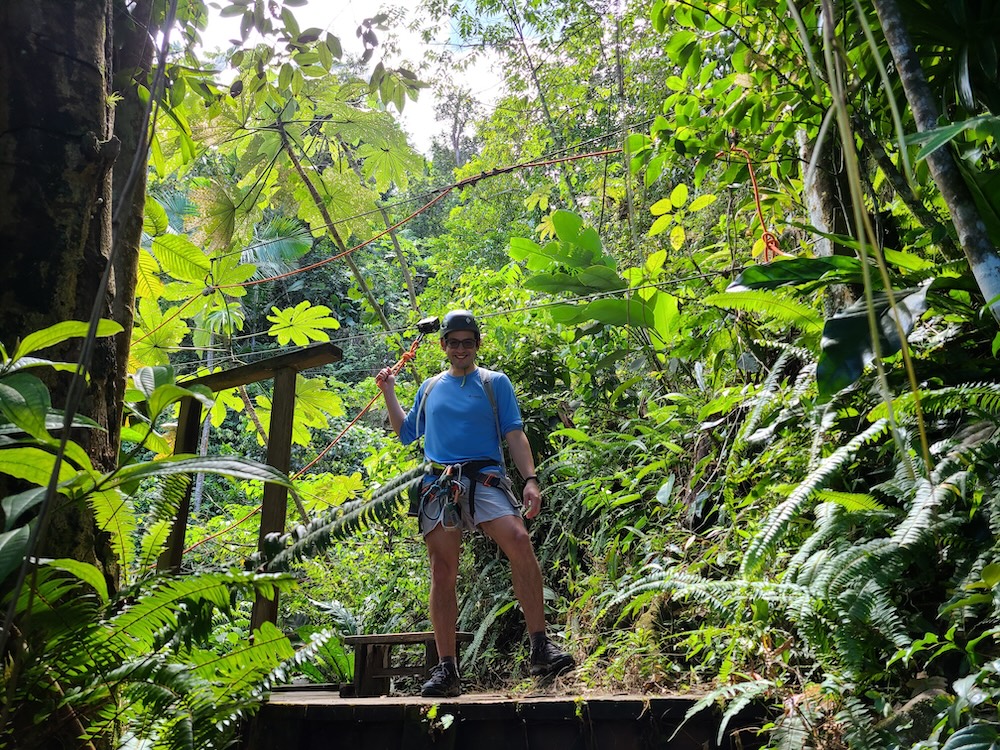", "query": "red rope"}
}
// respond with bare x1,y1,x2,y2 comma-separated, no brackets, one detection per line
718,146,788,263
